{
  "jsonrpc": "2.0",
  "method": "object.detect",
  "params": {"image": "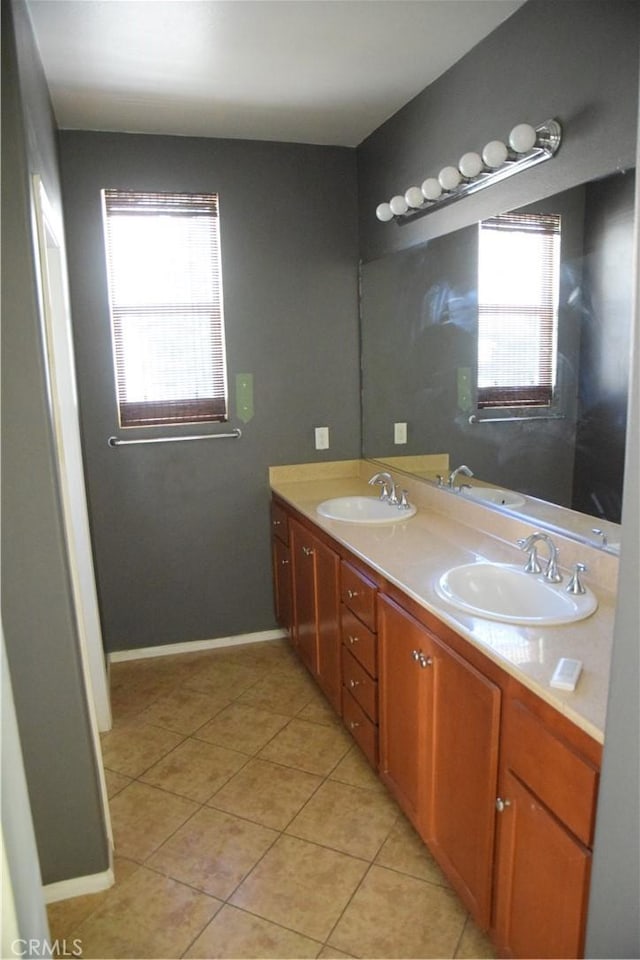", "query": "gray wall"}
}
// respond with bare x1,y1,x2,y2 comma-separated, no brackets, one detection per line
58,132,360,652
1,0,109,883
358,0,639,262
